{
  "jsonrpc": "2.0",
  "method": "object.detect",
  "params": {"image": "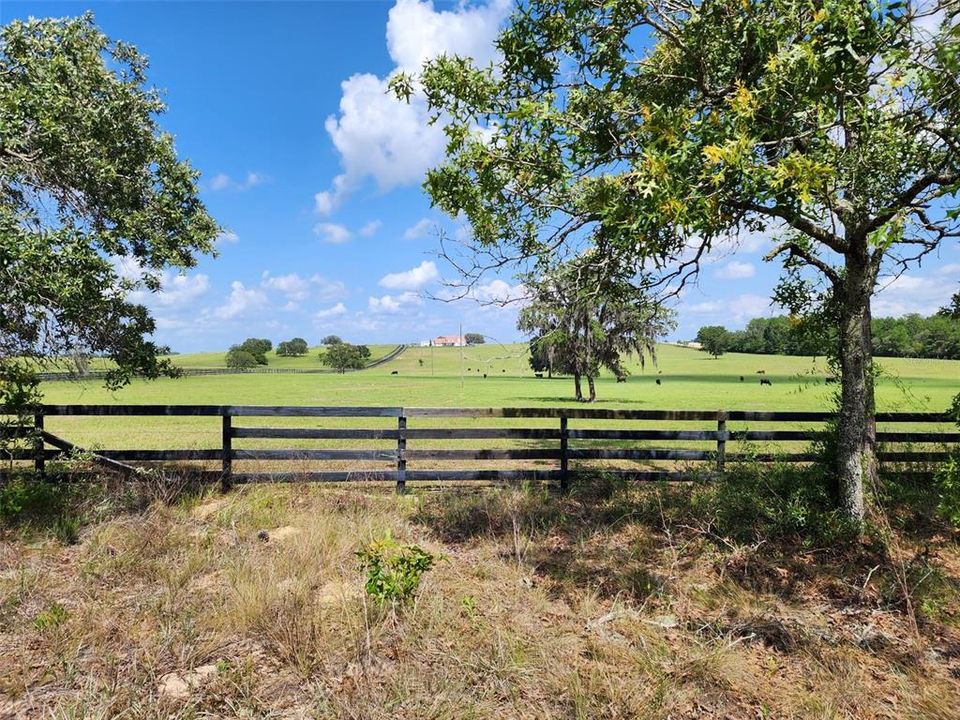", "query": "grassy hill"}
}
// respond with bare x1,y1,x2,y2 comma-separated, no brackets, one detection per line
39,342,959,413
